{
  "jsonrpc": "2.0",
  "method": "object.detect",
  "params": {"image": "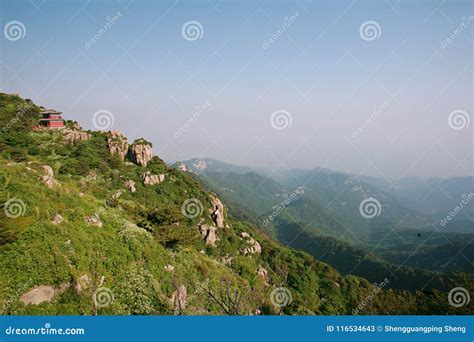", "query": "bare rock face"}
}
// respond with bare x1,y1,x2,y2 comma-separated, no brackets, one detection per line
199,224,218,247
129,139,153,167
209,195,225,228
107,130,129,161
257,265,268,281
177,162,187,172
124,180,136,193
141,172,165,186
52,214,64,225
239,232,262,255
42,165,59,188
85,215,102,227
62,128,91,144
74,274,91,293
193,159,208,171
171,284,187,312
20,285,56,305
